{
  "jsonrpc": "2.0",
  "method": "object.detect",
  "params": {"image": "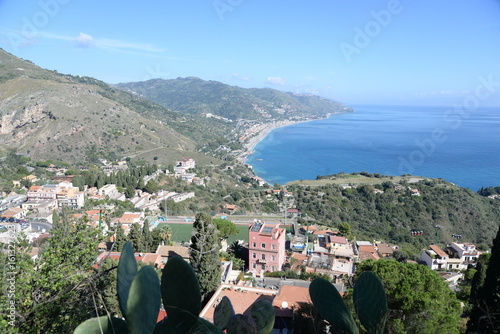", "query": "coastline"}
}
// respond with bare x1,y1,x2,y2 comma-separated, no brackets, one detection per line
237,114,336,164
